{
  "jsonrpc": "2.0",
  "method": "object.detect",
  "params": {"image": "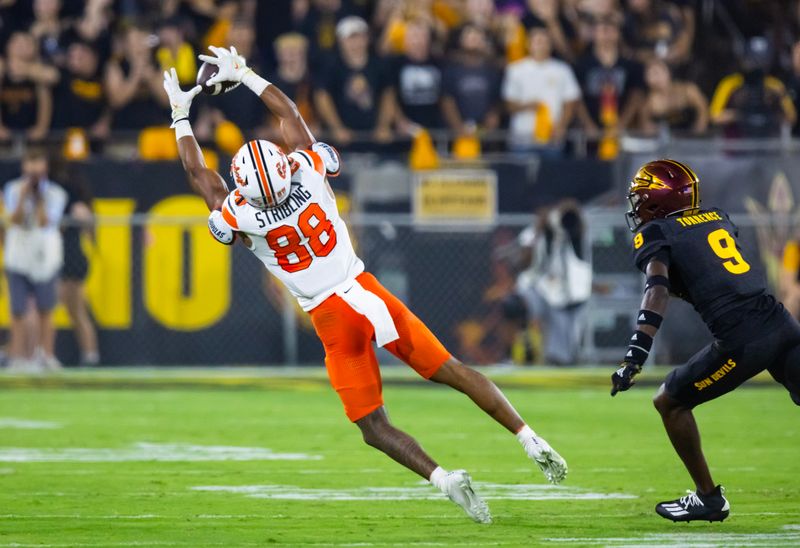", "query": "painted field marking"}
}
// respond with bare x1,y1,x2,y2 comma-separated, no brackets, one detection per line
0,514,263,520
0,418,61,429
0,543,267,547
544,532,800,547
191,482,636,501
0,543,517,548
0,442,321,462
